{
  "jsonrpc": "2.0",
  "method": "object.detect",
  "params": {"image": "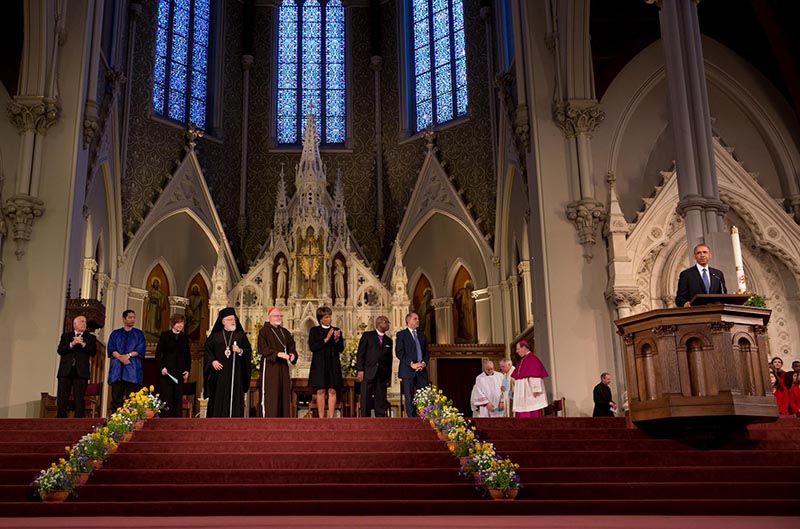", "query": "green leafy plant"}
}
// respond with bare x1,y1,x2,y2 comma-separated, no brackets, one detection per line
744,294,767,308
